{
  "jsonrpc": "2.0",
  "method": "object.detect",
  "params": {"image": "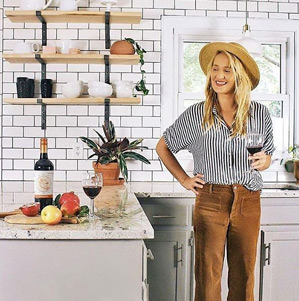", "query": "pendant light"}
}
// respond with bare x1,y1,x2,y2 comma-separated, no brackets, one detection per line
236,0,263,57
